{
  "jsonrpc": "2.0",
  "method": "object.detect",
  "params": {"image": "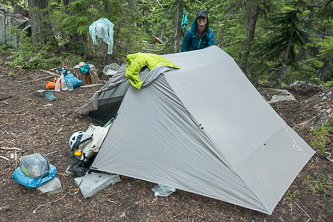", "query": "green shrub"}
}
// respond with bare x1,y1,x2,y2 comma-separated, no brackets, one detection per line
310,122,332,154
